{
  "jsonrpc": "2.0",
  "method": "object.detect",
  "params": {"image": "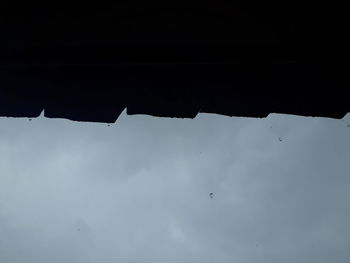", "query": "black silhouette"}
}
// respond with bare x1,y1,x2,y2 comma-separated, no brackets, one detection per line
0,2,347,122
